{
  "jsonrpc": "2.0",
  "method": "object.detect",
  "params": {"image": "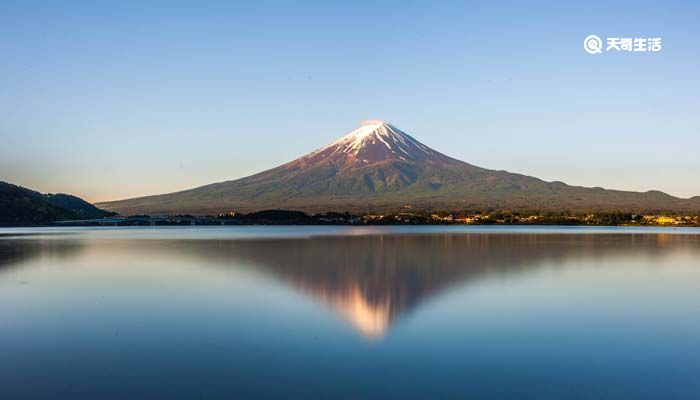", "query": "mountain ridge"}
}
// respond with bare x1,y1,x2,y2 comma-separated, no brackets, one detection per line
97,121,700,215
0,181,115,225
